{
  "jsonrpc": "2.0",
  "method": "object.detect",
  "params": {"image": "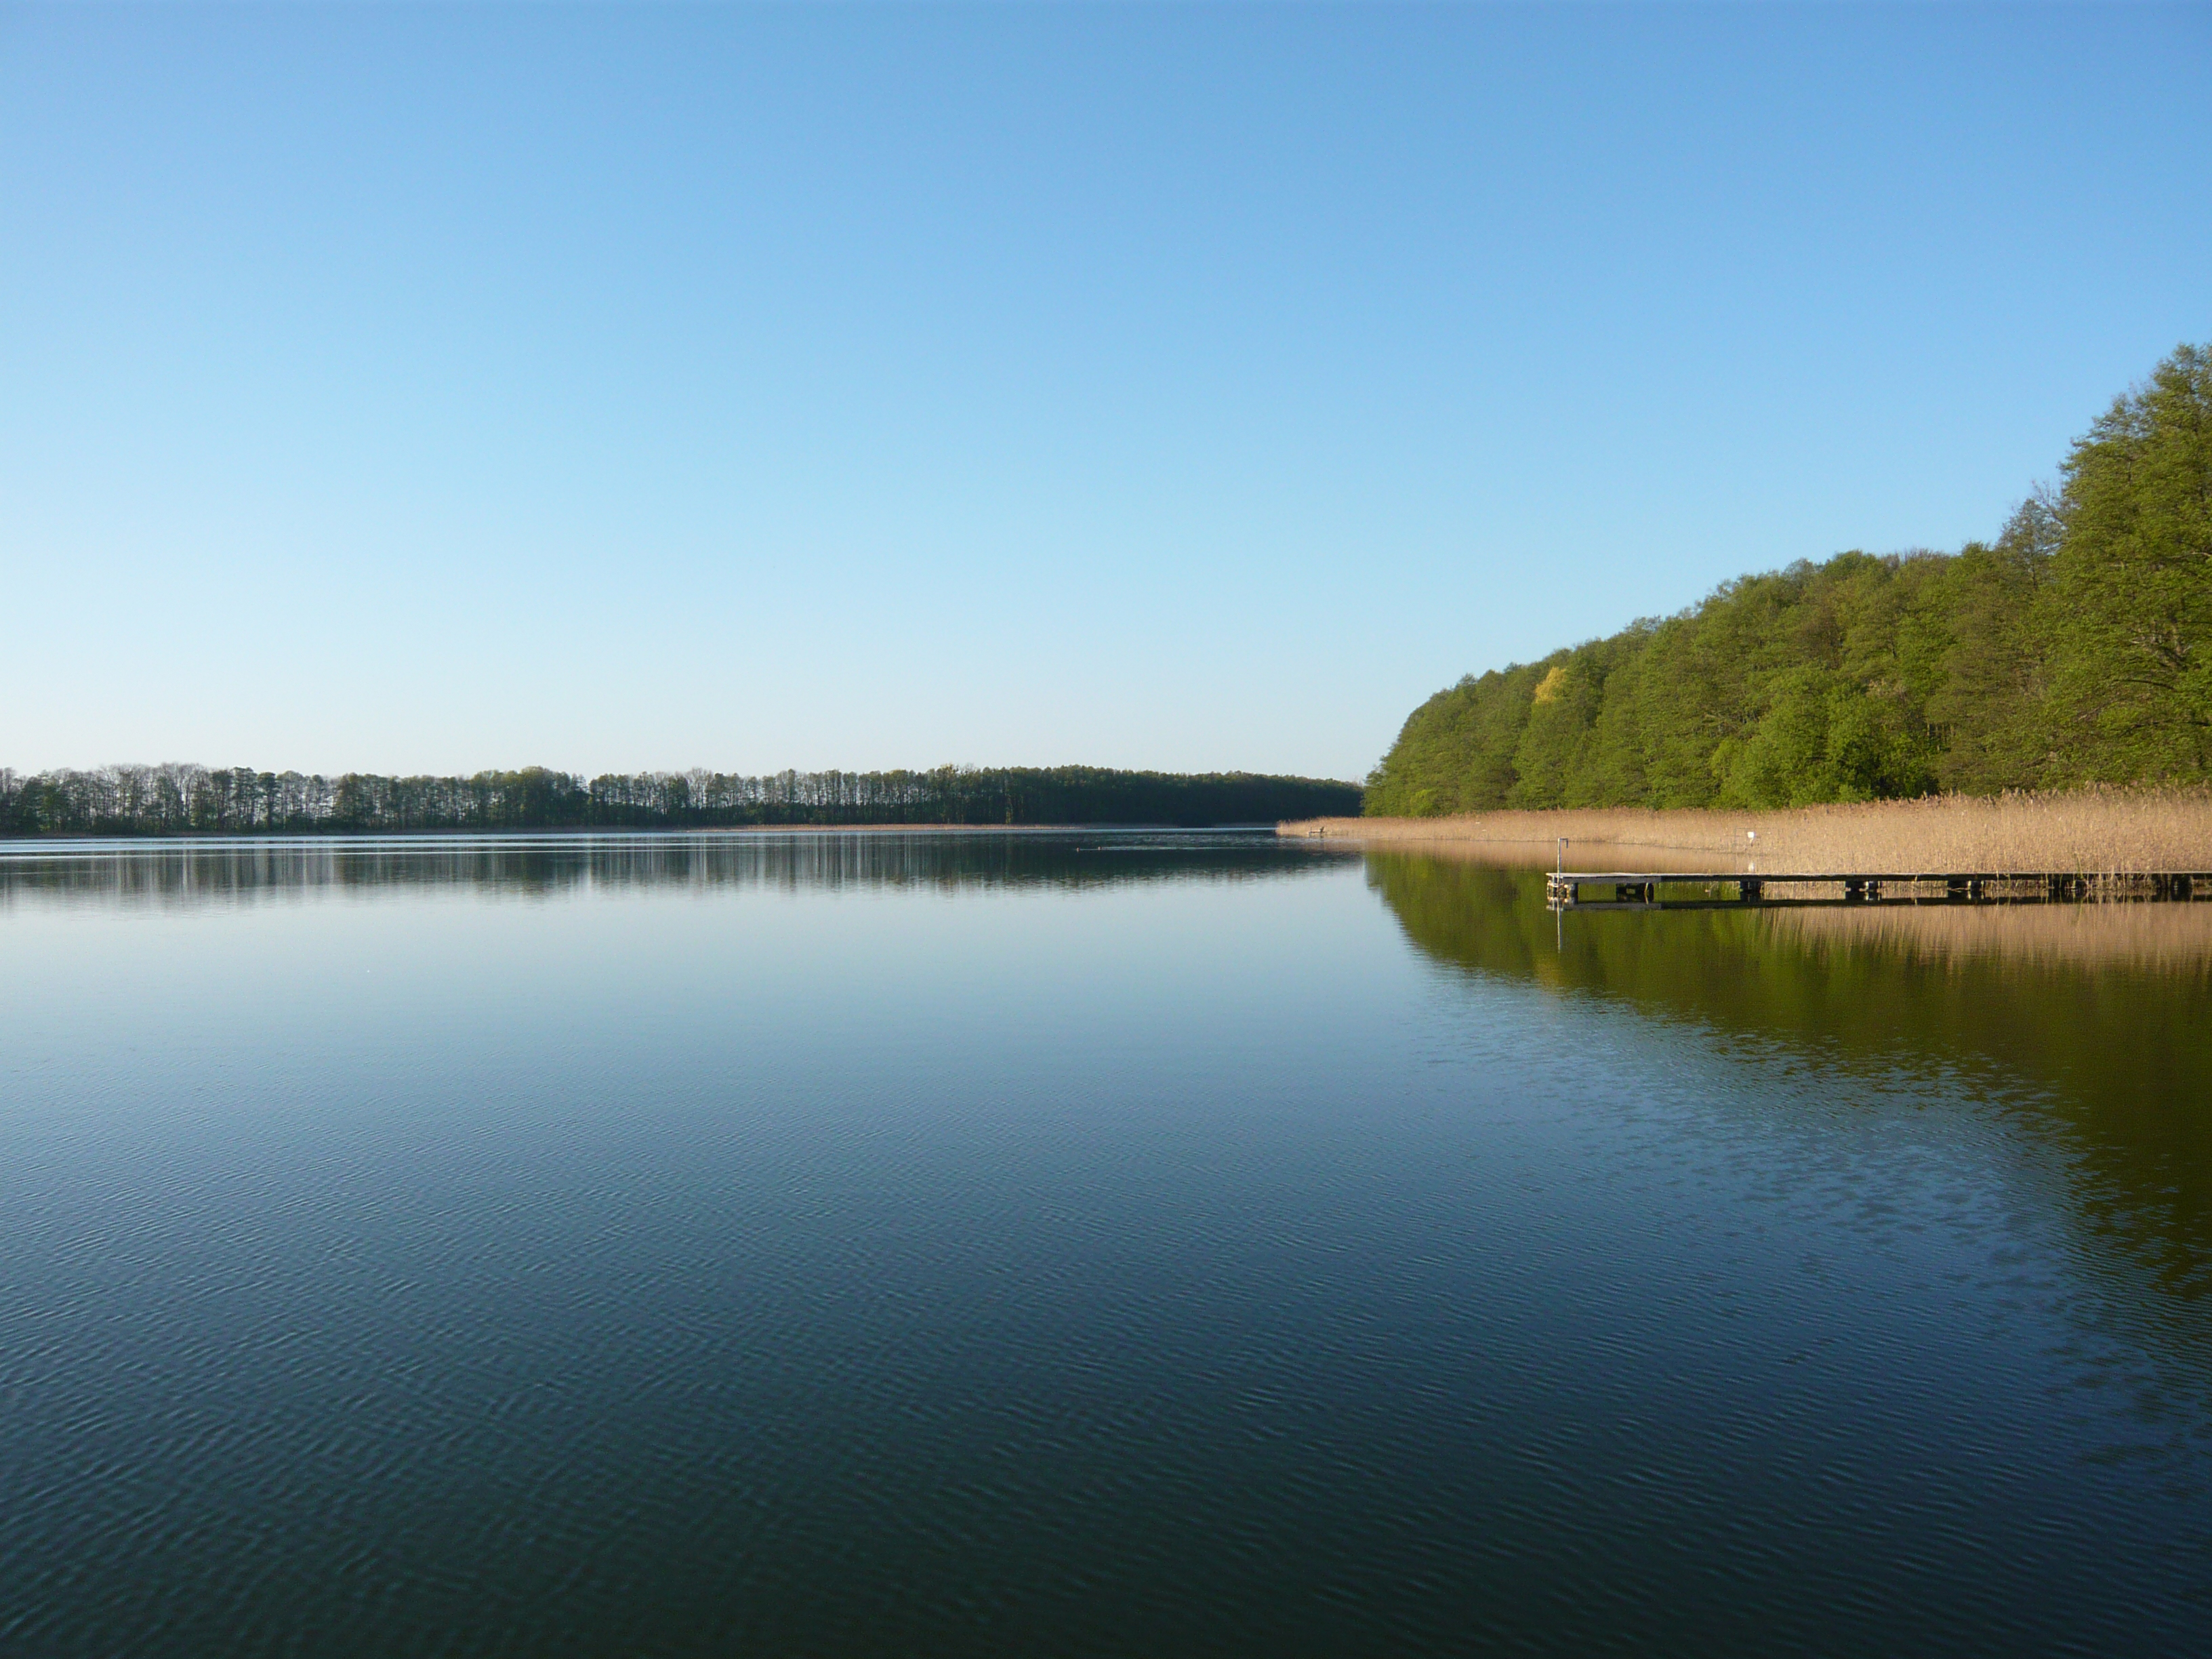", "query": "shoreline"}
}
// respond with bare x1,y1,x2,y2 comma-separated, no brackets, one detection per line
1278,790,2212,876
